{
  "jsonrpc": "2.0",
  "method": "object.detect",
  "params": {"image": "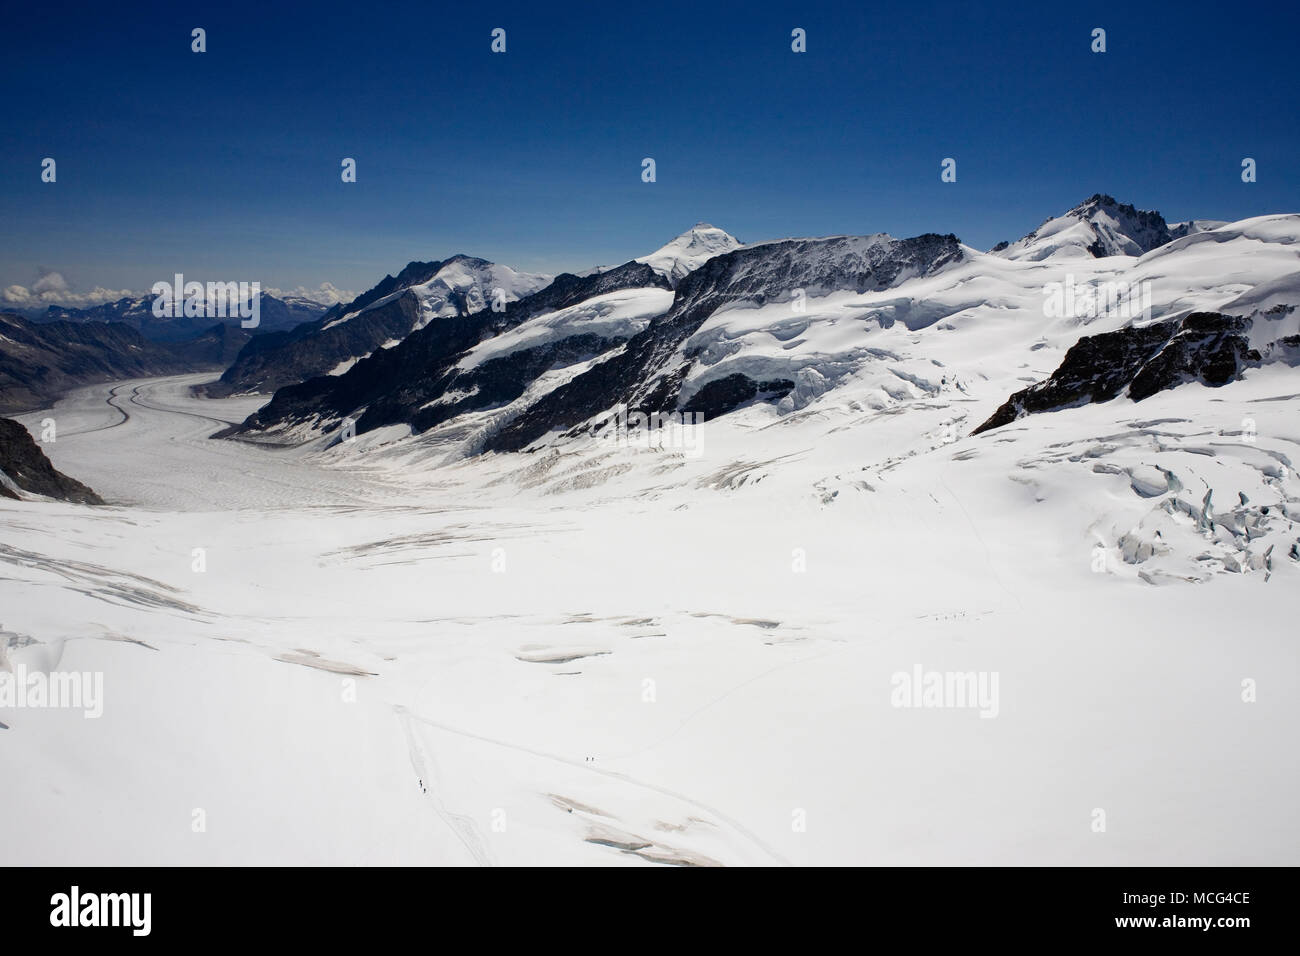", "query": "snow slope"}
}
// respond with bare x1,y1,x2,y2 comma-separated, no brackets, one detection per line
458,288,674,371
2,350,1296,866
